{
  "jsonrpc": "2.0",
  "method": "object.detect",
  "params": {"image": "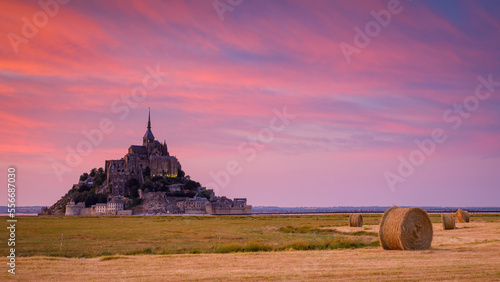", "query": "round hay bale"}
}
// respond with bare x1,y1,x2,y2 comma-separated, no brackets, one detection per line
349,214,363,227
378,206,433,250
456,209,470,223
464,211,470,222
441,213,455,230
